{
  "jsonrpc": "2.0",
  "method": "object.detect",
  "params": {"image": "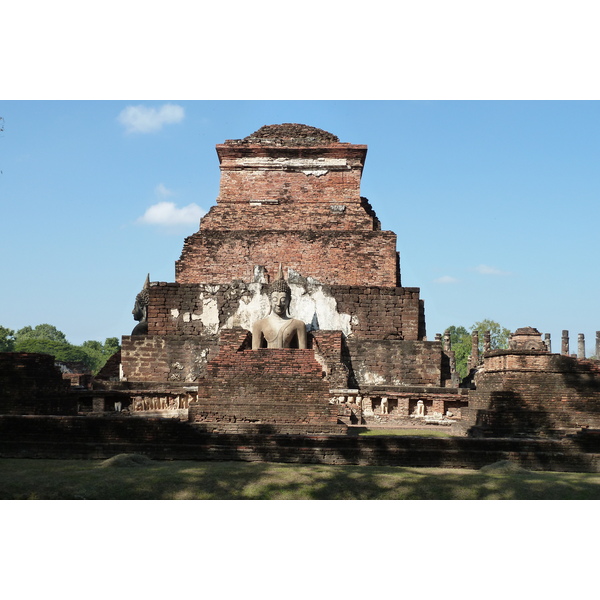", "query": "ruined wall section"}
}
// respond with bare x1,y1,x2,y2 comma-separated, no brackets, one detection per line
331,286,423,341
176,230,399,287
346,340,446,387
189,329,340,431
466,351,600,436
0,353,75,415
120,336,217,384
202,143,376,232
146,280,424,342
176,133,398,288
214,143,367,206
199,201,377,232
311,330,350,389
146,282,250,337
